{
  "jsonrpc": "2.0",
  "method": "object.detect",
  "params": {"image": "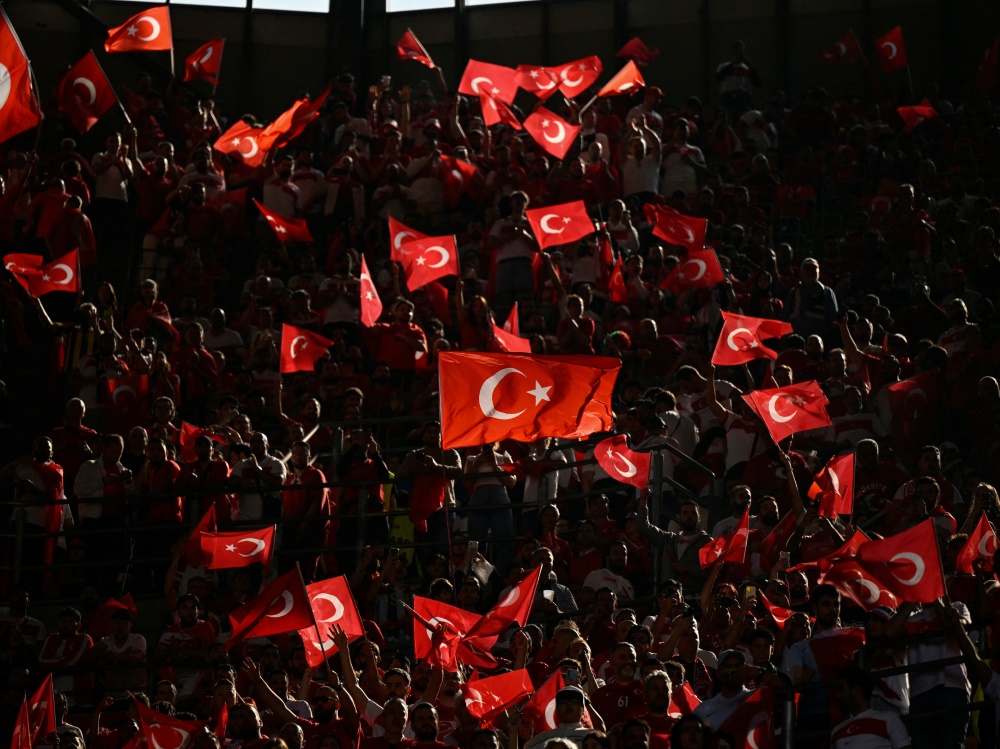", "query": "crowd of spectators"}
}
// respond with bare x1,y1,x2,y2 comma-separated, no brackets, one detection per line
1,24,1000,749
